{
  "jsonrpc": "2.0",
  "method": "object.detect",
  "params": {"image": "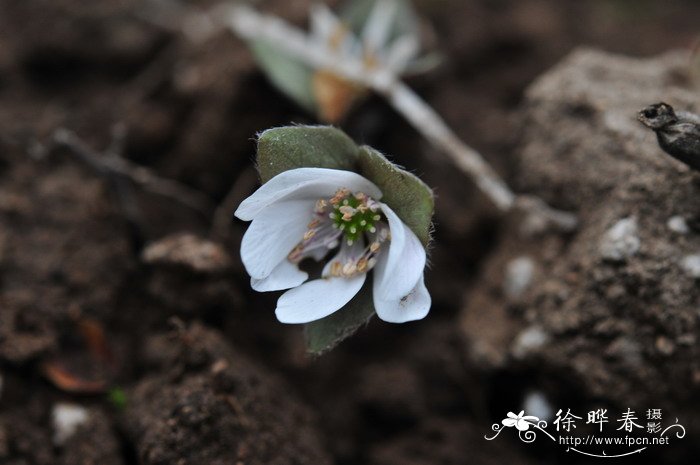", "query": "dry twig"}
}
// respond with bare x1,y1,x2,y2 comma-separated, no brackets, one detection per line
48,128,215,216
